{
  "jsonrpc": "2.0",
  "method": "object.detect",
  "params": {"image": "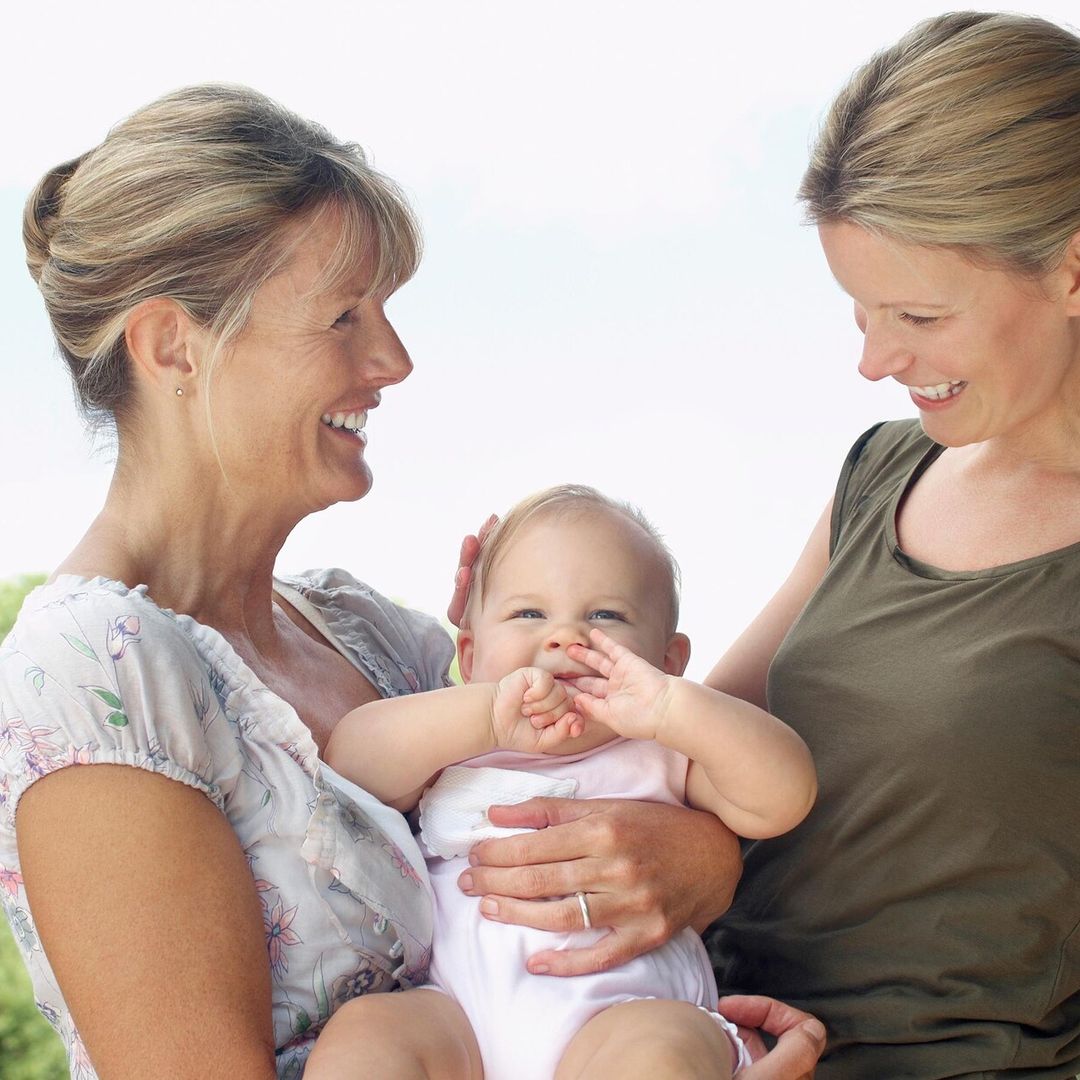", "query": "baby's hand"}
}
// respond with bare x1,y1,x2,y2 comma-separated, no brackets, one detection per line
491,668,585,753
566,630,673,742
